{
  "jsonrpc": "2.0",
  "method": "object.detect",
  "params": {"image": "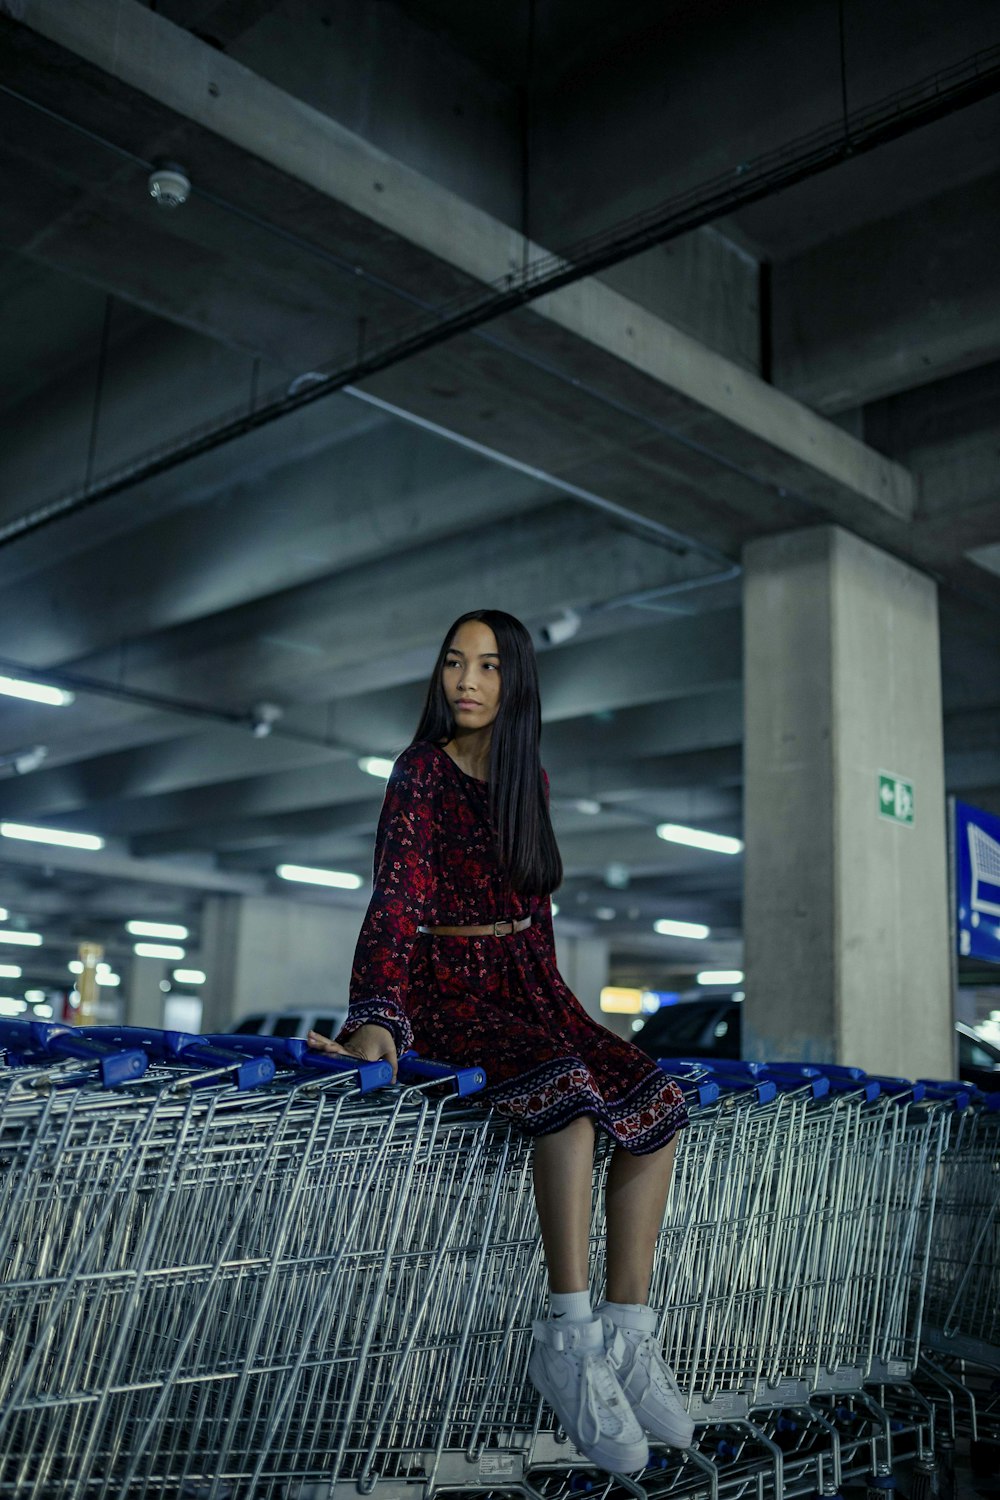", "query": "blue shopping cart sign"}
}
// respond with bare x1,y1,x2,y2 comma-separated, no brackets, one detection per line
956,799,1000,964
